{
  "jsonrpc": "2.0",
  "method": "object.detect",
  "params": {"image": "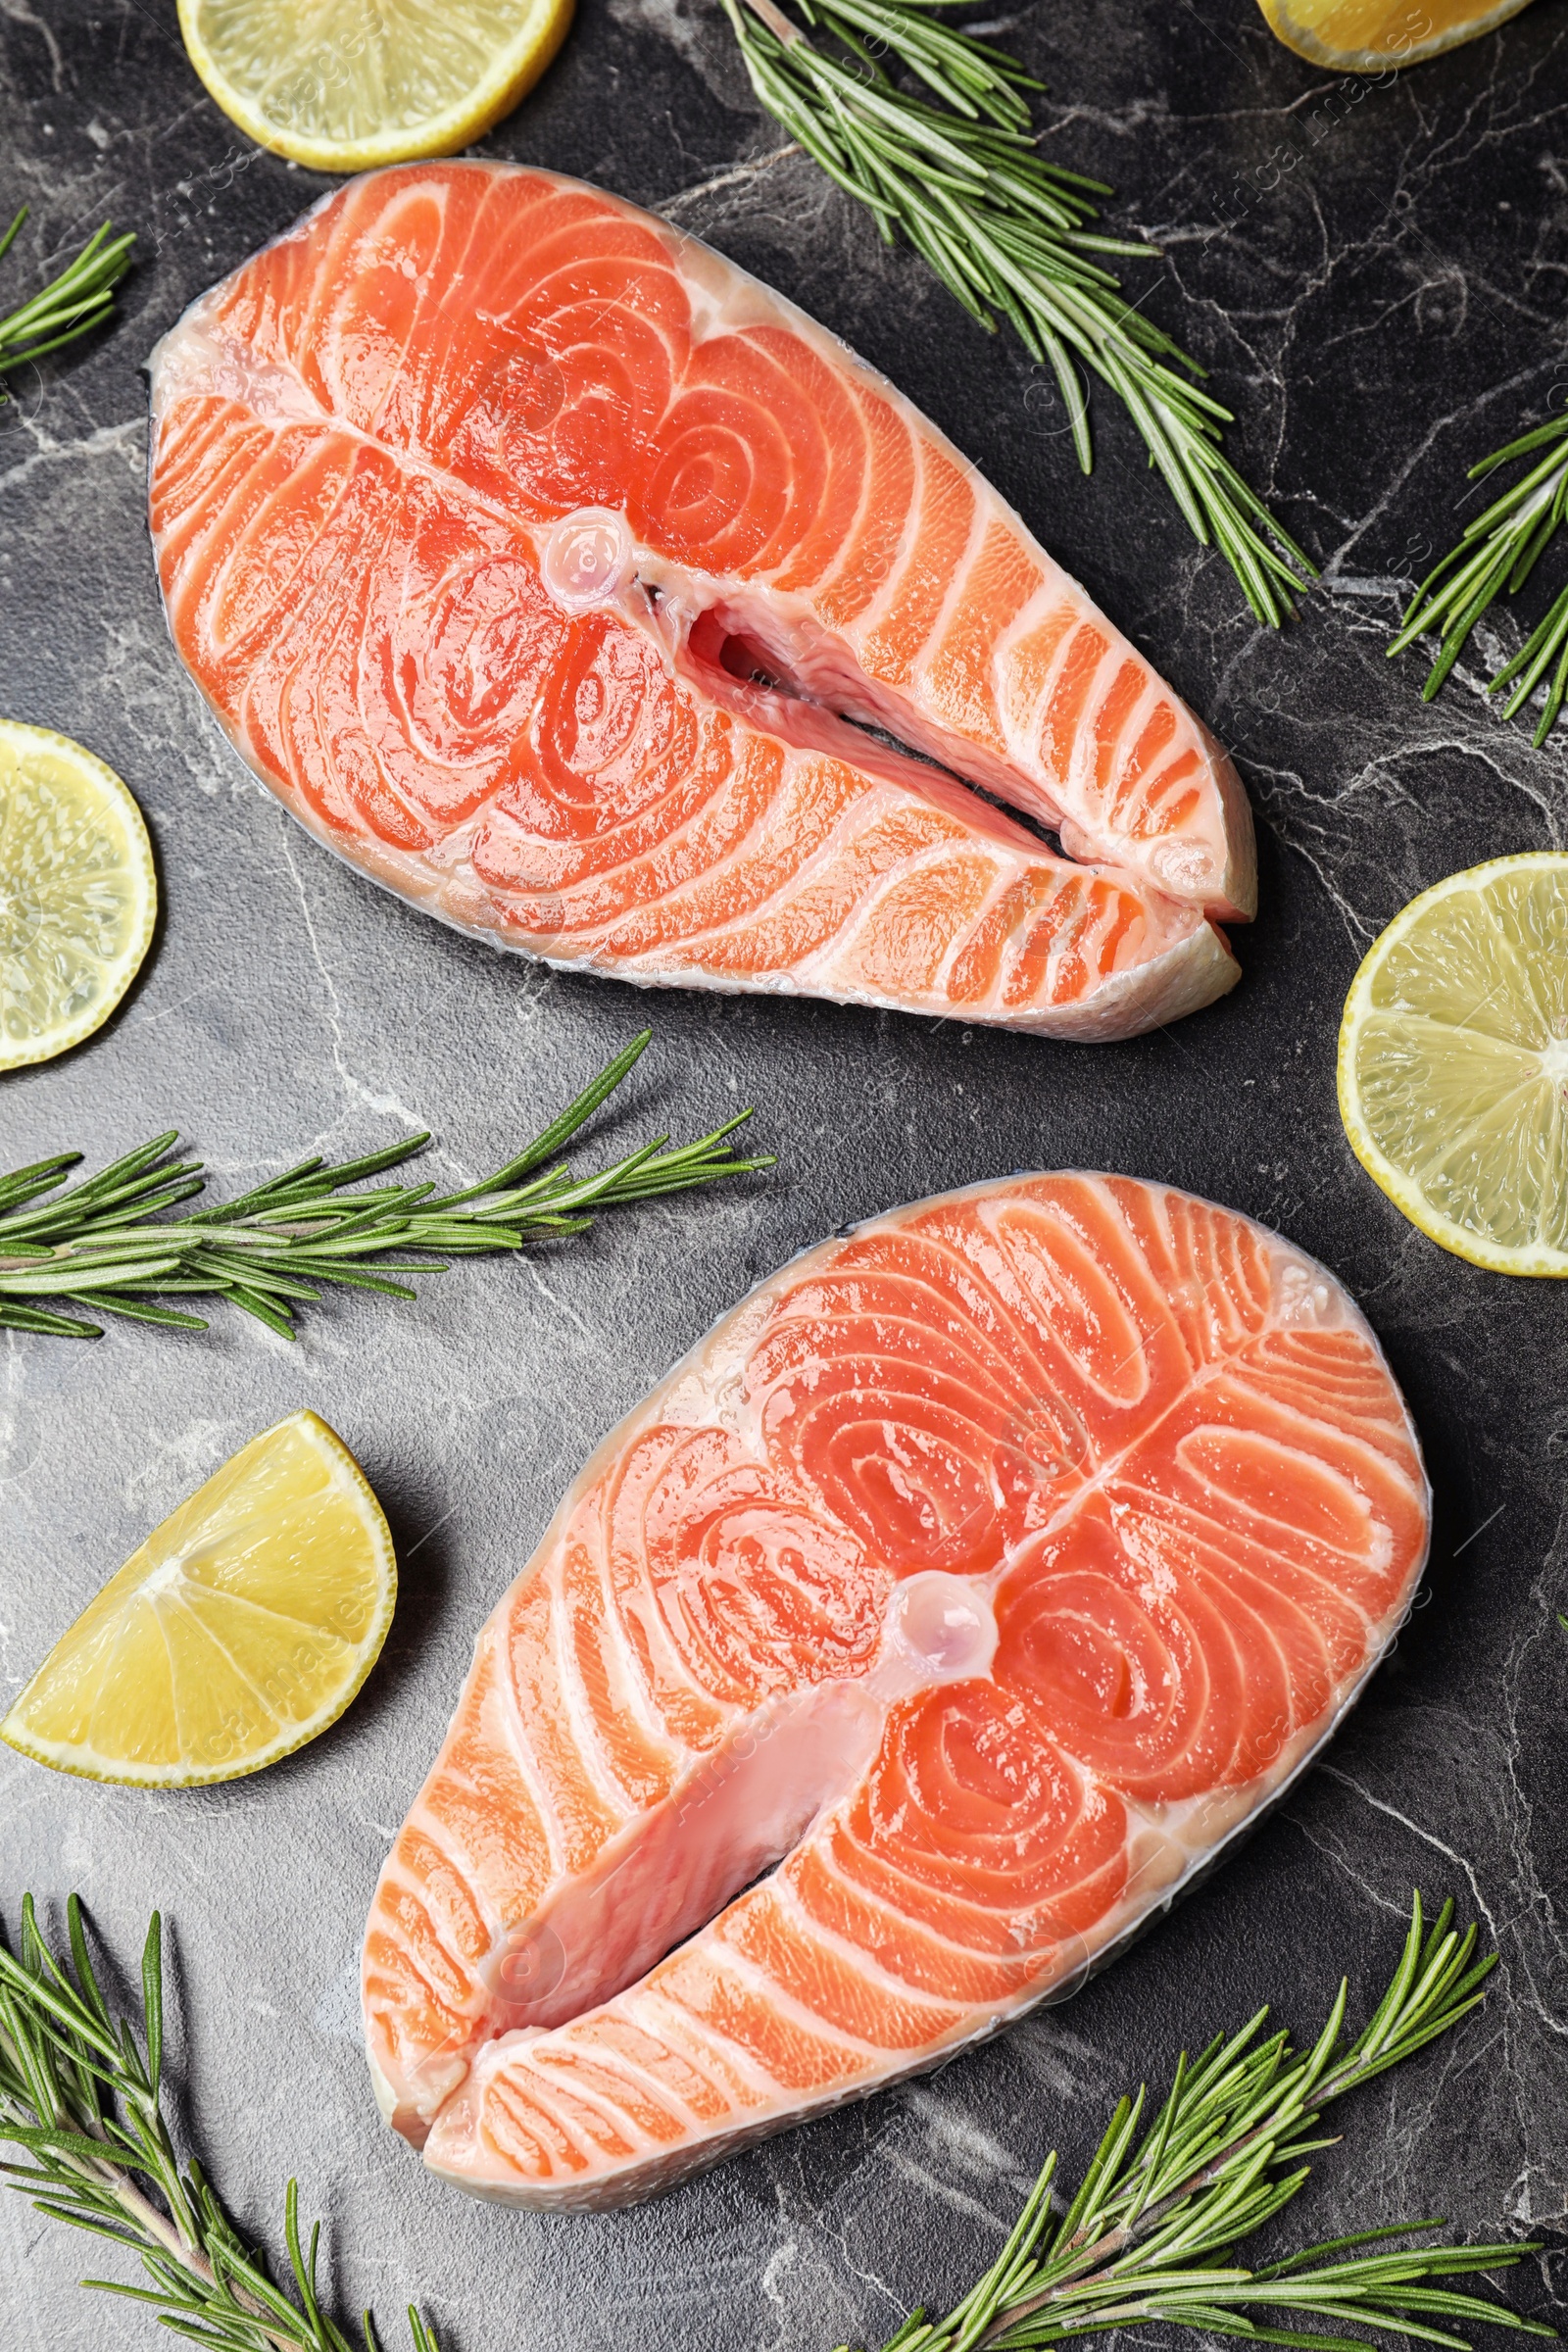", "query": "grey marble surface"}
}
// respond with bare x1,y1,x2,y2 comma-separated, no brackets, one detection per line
3,1,1567,2346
